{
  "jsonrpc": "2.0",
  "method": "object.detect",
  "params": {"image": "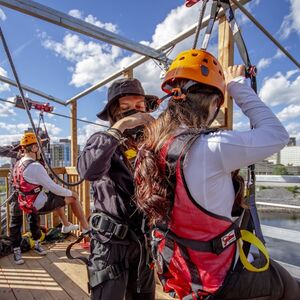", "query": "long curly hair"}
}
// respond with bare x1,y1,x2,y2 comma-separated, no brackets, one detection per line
135,83,215,224
134,82,245,225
